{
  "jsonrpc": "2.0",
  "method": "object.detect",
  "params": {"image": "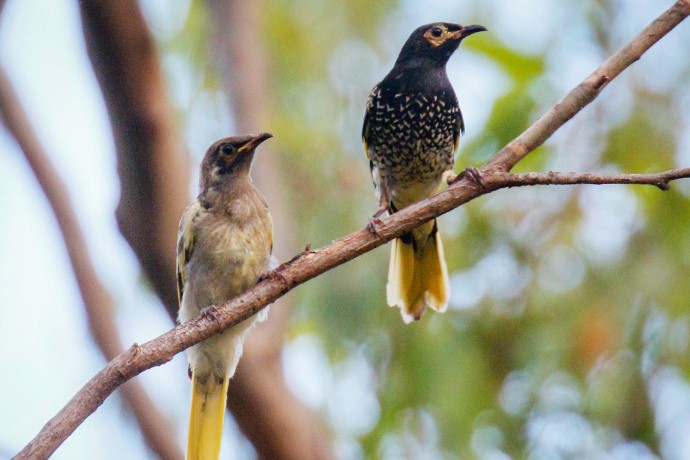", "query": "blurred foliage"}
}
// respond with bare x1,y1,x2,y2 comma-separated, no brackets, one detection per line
154,0,690,458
